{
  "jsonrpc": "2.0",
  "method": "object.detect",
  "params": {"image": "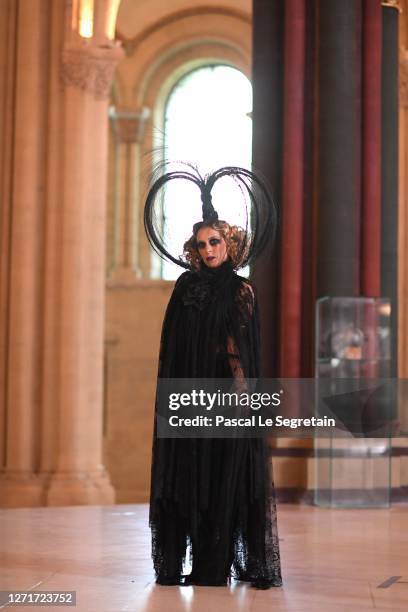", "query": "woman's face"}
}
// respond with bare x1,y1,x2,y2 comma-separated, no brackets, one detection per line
196,226,228,268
